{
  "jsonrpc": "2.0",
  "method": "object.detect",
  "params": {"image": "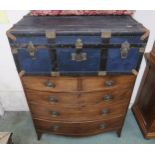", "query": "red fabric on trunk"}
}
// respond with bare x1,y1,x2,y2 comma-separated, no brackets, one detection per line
31,10,133,16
